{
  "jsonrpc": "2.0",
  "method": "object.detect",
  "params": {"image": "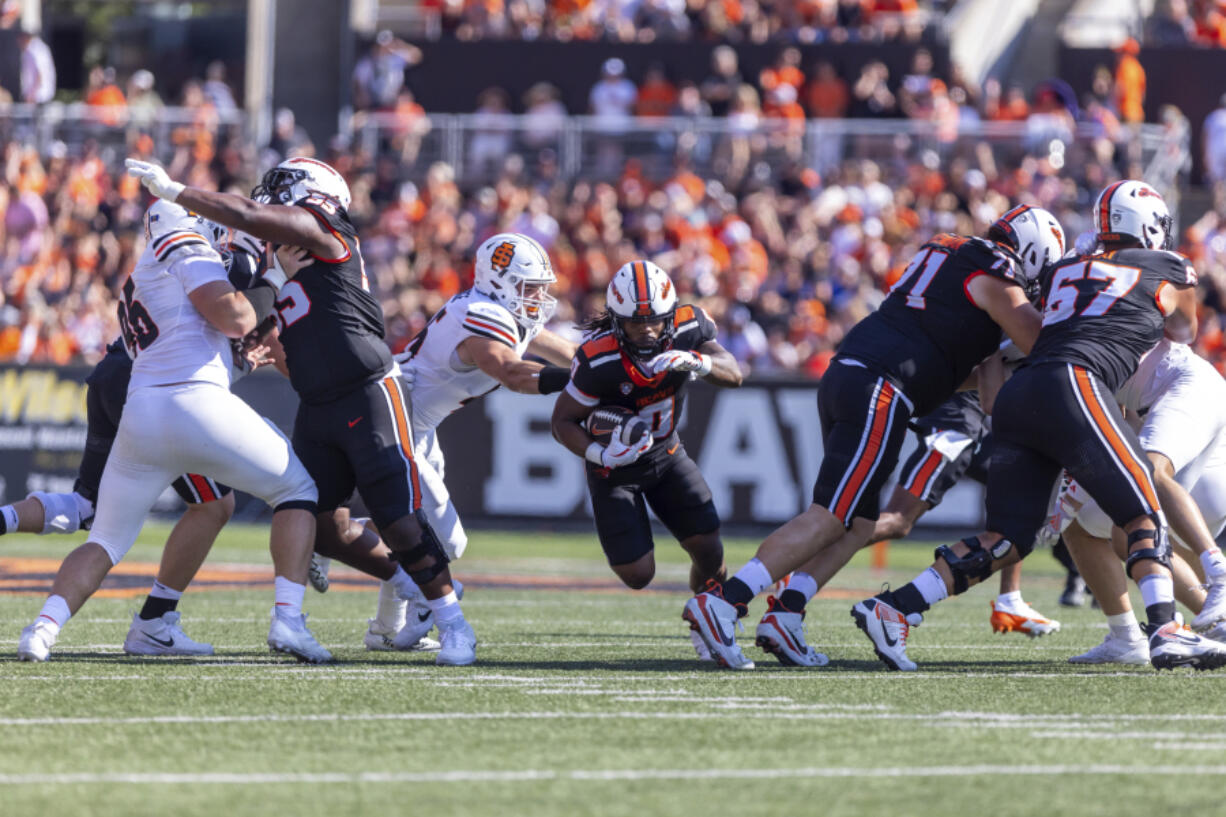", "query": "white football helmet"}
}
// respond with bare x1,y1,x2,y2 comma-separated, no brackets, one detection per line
143,199,226,251
606,260,678,359
989,204,1066,284
473,232,557,331
1093,180,1173,250
252,157,352,210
